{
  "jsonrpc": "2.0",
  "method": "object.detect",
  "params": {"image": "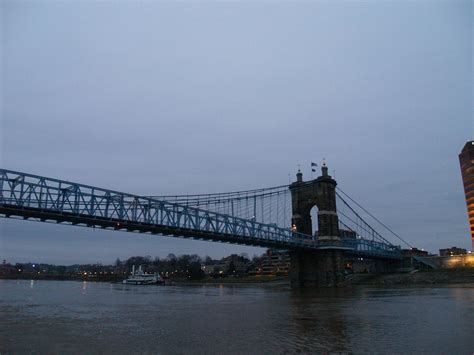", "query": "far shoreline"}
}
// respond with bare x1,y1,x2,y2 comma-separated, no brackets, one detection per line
2,269,474,287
